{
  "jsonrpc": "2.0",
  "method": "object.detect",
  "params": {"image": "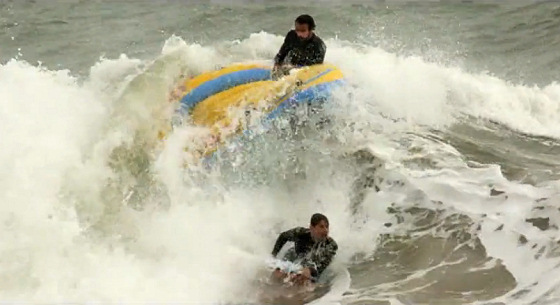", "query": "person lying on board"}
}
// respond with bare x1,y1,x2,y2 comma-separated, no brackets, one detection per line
272,14,326,77
270,213,338,286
